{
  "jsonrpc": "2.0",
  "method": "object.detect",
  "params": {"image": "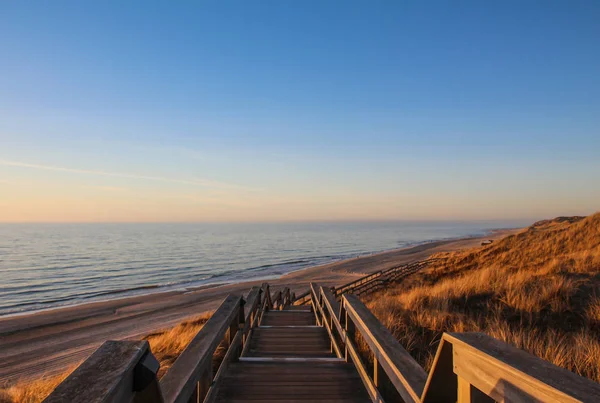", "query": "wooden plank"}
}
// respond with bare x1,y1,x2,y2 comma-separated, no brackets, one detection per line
216,361,371,402
293,289,310,303
271,290,282,309
335,271,383,295
316,286,343,358
160,295,242,403
448,332,600,403
420,338,456,403
457,376,471,403
343,294,427,403
282,287,290,307
44,340,161,403
343,332,384,403
259,312,315,326
243,286,261,323
246,326,334,358
261,283,272,309
204,329,243,403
